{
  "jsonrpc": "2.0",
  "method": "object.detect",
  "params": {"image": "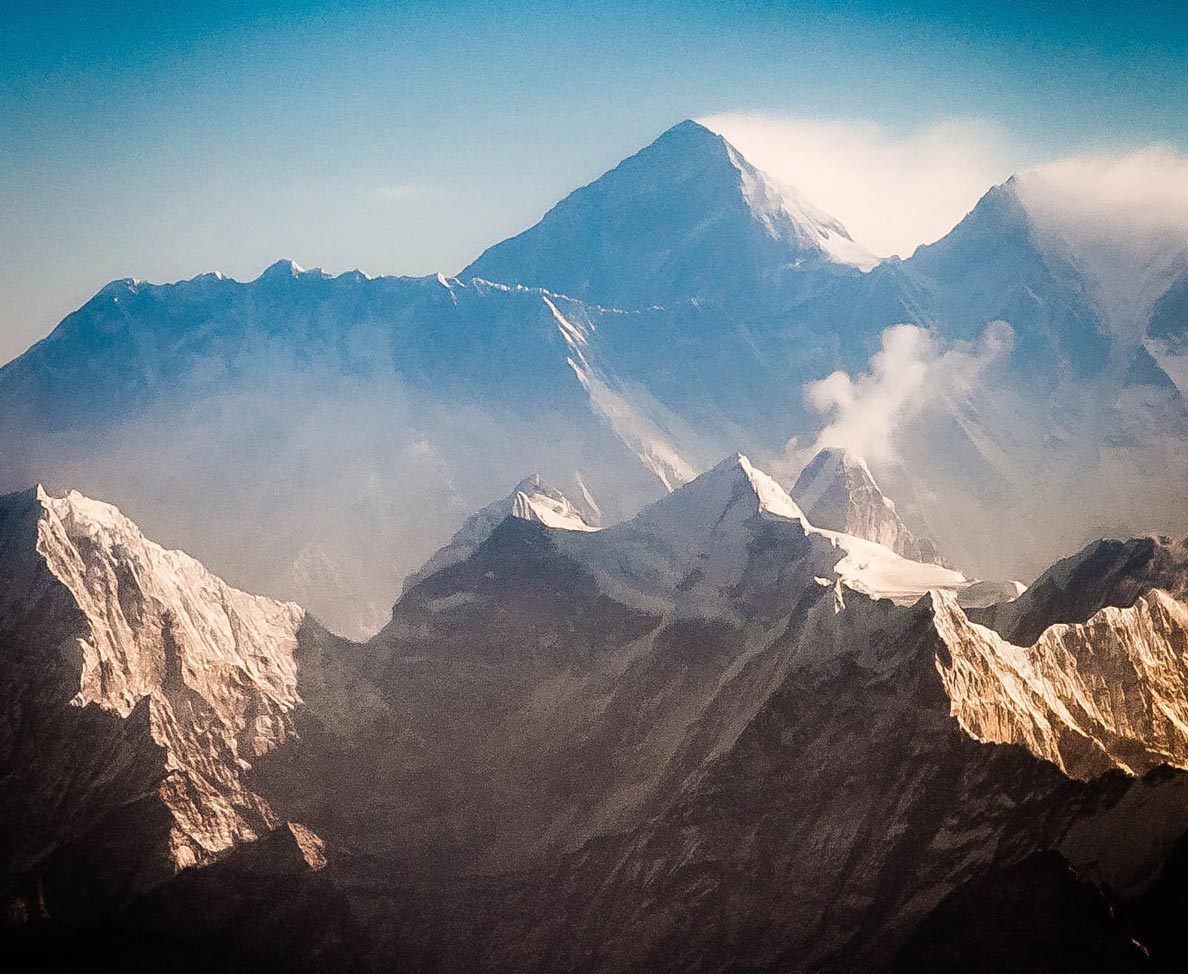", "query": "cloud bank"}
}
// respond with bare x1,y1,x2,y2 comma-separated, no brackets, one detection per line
700,114,1017,257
